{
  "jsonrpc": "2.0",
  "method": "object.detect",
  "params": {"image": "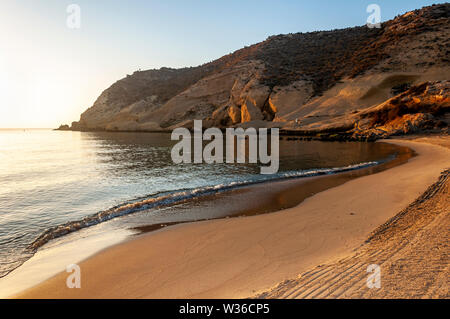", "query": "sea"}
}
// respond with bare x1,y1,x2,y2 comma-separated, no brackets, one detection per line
0,129,401,279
